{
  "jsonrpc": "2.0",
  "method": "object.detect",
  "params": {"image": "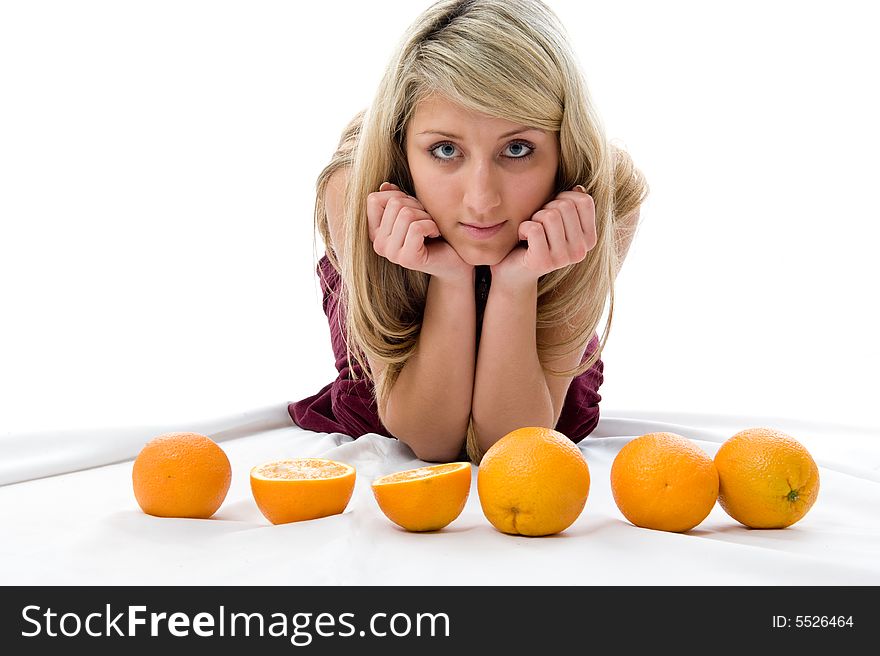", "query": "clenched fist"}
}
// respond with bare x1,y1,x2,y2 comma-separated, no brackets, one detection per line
367,182,472,283
490,185,597,289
